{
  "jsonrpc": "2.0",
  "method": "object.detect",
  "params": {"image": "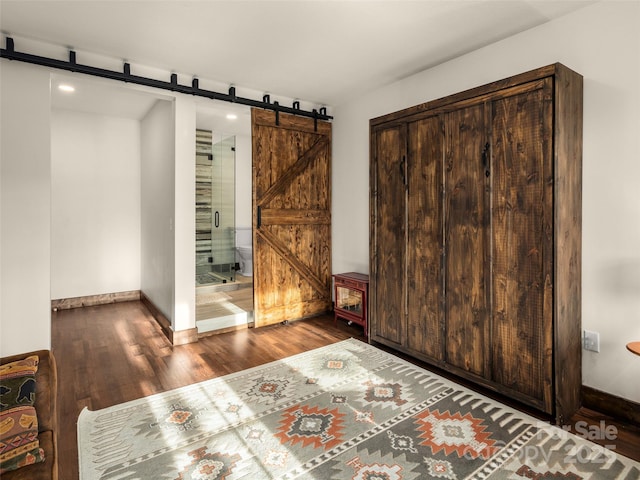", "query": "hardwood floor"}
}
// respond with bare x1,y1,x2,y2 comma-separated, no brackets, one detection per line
52,301,365,480
52,301,639,480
